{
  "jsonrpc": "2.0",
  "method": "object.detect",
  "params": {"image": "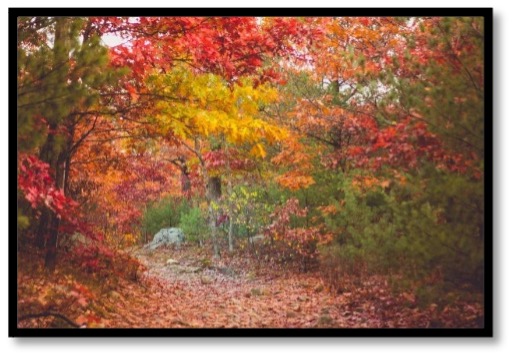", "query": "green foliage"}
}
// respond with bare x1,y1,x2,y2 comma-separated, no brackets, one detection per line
391,167,484,289
319,174,395,277
319,167,484,297
179,207,210,245
310,17,485,302
17,17,126,245
389,17,484,161
223,184,274,241
142,197,191,239
18,17,120,153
